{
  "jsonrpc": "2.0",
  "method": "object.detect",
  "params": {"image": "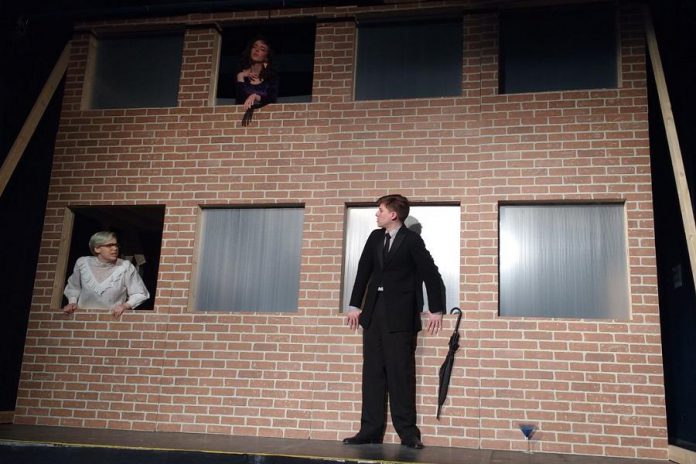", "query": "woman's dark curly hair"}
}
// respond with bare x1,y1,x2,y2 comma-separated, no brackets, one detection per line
239,36,277,81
